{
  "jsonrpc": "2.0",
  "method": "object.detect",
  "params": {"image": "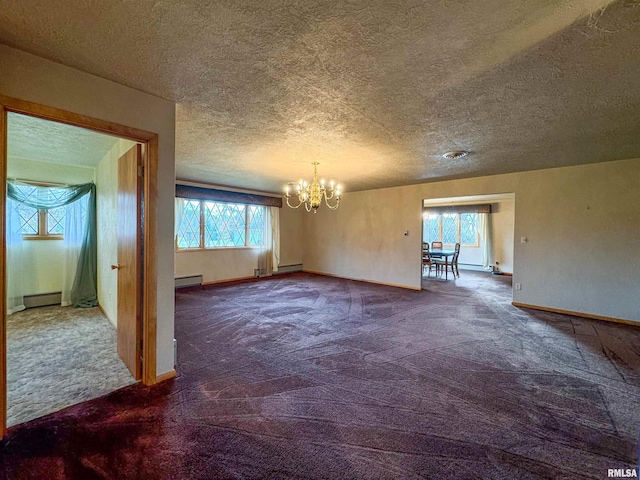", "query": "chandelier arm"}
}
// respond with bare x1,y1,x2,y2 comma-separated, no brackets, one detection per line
325,196,340,210
304,202,312,212
285,196,304,209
